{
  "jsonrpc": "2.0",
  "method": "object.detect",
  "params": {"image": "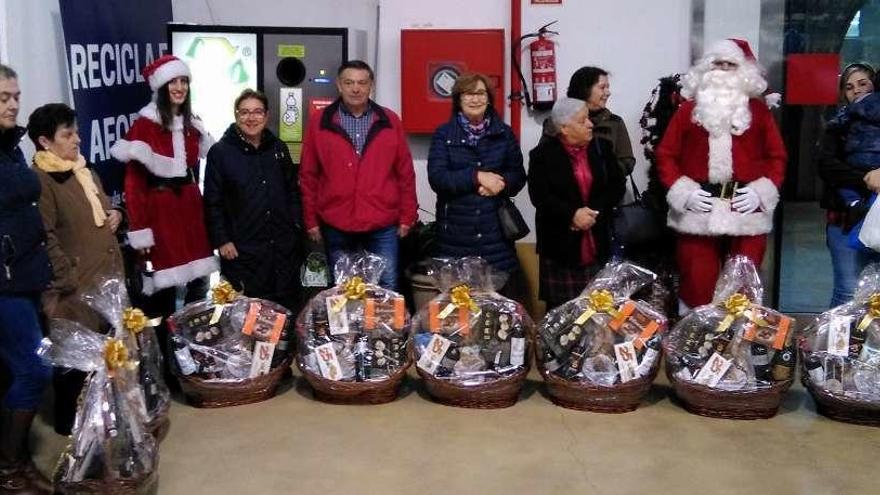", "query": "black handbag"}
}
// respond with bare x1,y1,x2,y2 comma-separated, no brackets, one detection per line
612,174,663,246
497,197,530,241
